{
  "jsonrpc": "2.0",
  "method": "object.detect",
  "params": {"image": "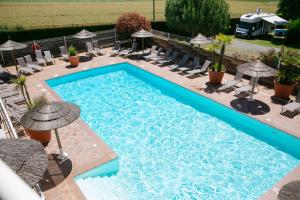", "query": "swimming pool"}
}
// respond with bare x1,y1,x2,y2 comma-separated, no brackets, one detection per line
47,62,300,200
